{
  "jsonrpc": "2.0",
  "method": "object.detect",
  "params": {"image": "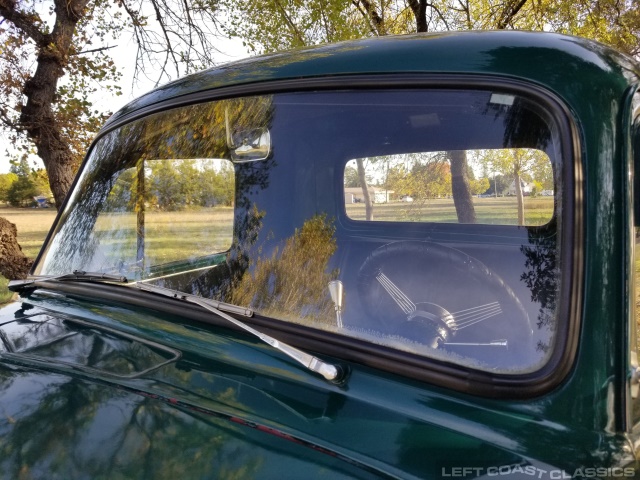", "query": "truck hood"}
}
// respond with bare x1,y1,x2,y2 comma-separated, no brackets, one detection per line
0,289,630,479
